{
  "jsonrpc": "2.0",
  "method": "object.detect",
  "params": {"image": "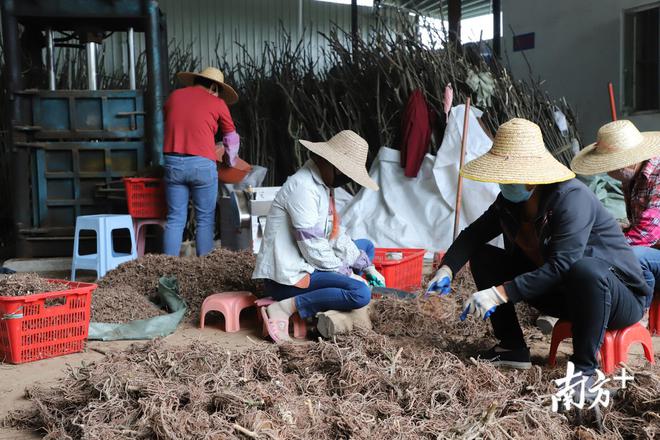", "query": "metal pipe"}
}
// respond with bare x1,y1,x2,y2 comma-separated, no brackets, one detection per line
86,42,97,90
492,0,501,57
448,0,461,45
453,98,471,241
128,27,136,90
351,0,358,51
298,0,303,40
46,29,56,90
1,0,30,233
145,0,165,165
